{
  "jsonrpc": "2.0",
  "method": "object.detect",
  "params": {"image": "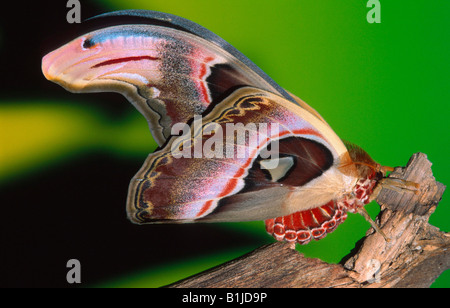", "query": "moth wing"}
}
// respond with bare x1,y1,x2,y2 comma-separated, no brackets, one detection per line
42,10,295,145
127,87,351,224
